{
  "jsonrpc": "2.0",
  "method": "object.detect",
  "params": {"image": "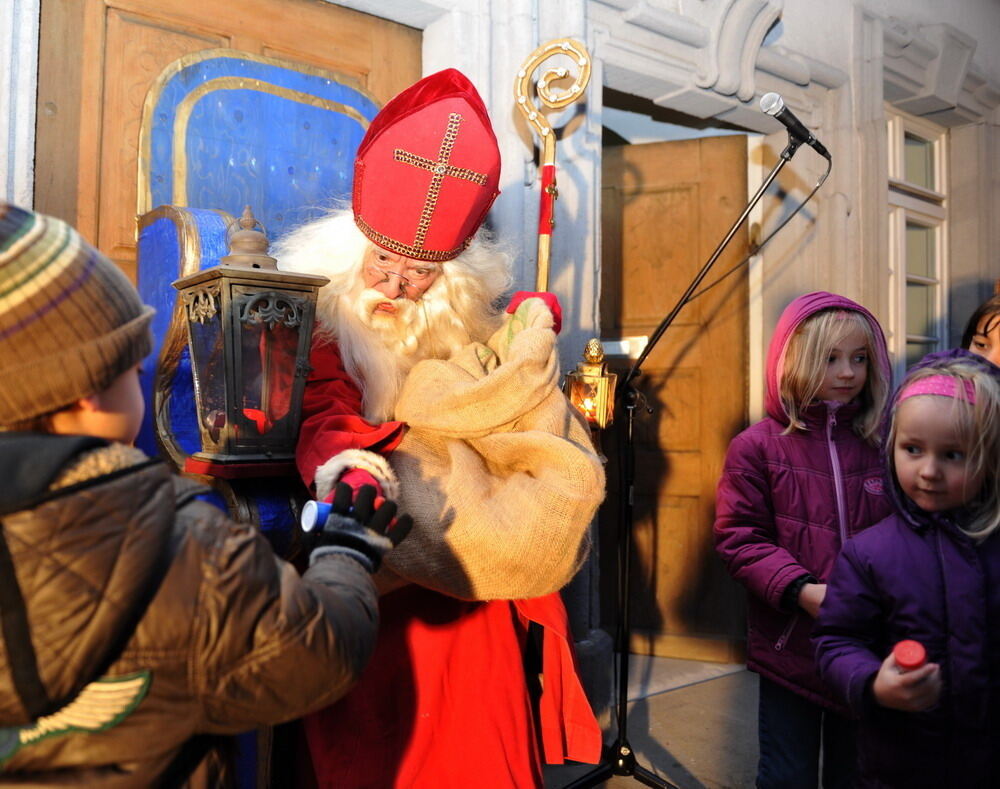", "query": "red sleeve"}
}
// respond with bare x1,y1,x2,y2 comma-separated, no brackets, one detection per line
296,337,406,491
